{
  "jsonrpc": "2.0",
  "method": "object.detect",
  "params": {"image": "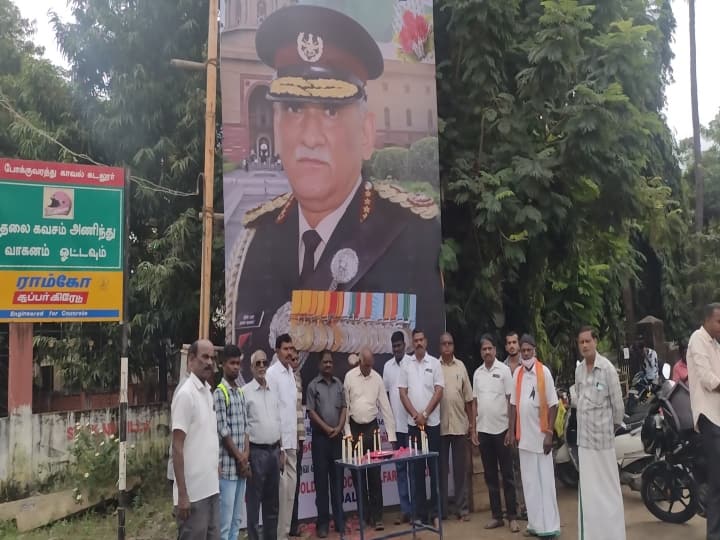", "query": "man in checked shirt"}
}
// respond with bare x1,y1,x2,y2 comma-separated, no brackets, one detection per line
214,345,250,540
575,326,626,540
